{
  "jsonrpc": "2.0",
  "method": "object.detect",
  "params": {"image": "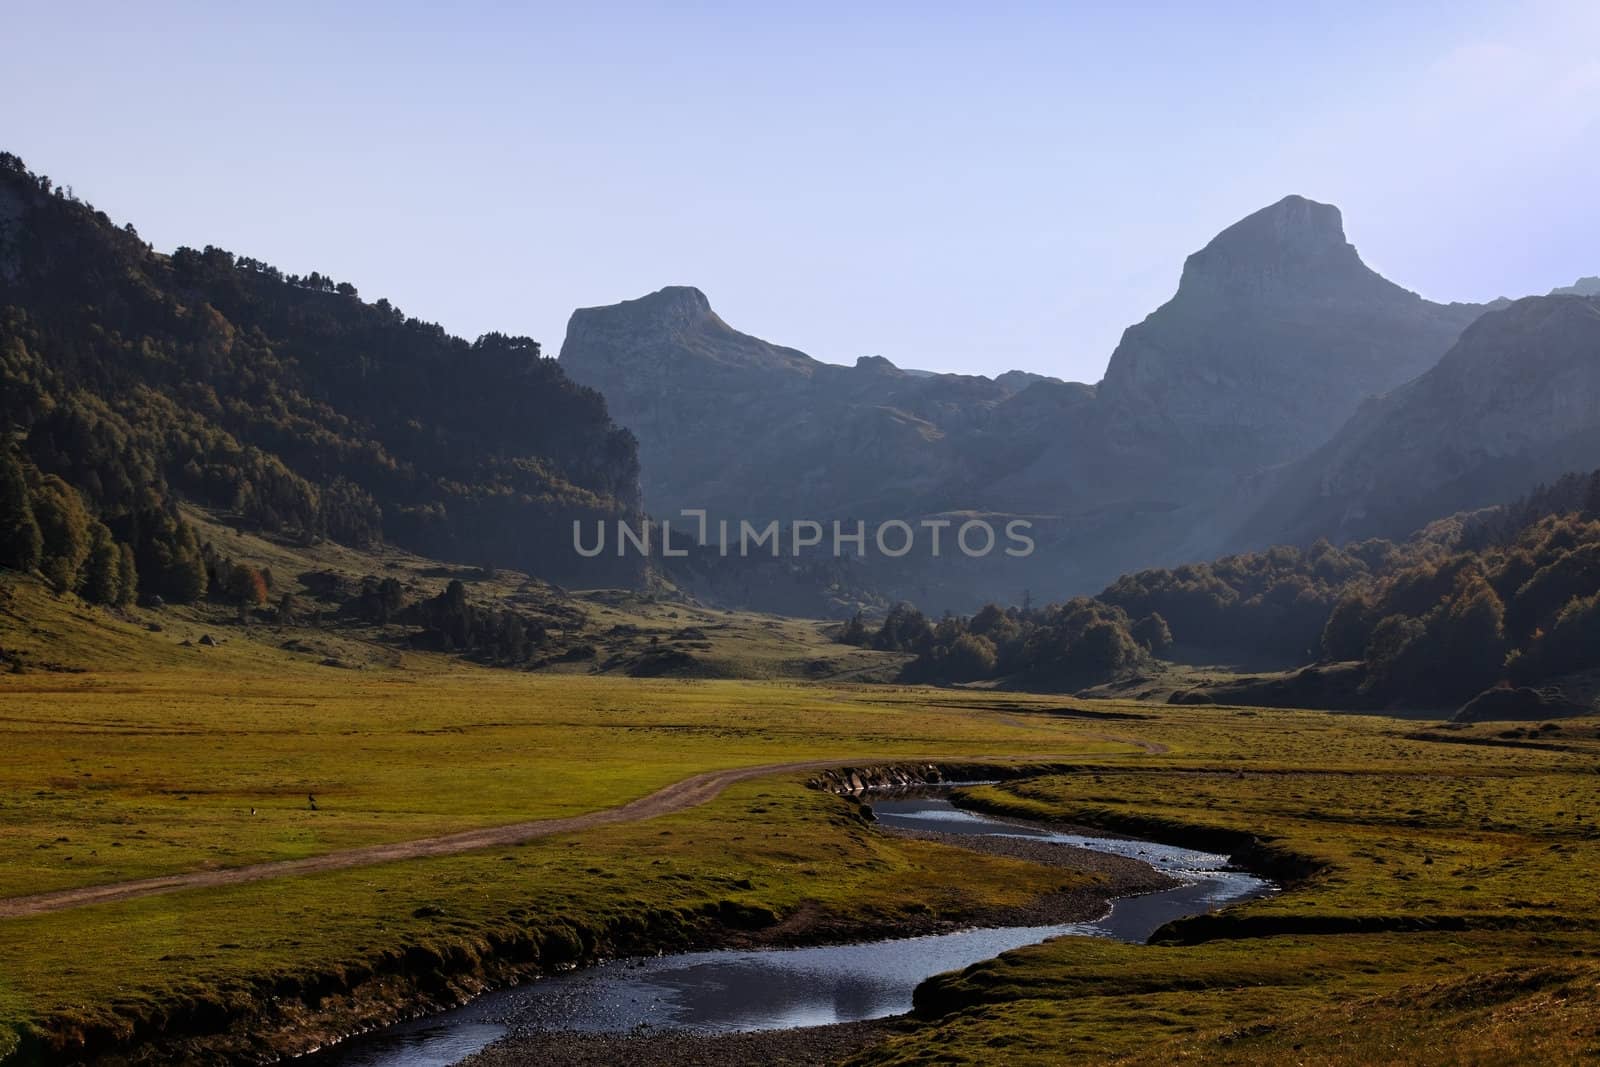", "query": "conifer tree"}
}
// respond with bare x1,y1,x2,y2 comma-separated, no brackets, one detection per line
80,521,122,604
115,542,138,605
